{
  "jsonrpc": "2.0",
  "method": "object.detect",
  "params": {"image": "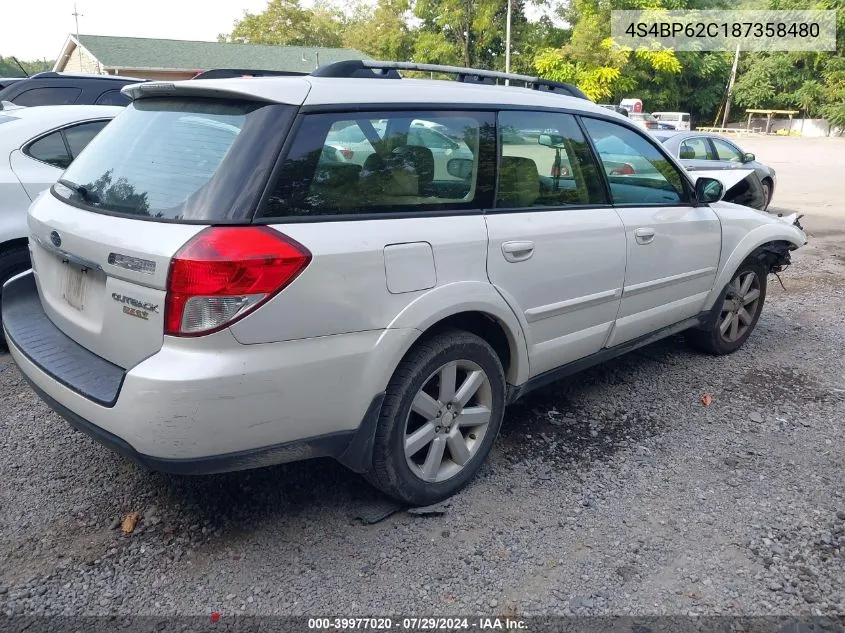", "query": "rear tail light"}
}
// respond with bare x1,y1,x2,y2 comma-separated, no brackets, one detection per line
165,226,311,336
340,147,354,160
550,164,570,177
610,163,636,176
